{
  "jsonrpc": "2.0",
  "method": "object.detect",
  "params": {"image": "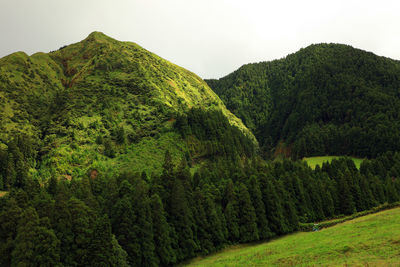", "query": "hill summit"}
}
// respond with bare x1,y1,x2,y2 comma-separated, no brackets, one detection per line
0,32,255,180
207,43,400,158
